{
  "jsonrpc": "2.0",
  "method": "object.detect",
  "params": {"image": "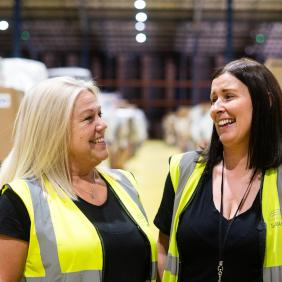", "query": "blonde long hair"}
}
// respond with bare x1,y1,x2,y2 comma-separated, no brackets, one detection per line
0,76,99,198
